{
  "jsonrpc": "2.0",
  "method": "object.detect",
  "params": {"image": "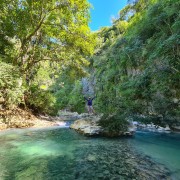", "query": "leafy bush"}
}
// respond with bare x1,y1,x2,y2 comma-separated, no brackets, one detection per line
68,81,85,113
53,78,85,114
0,61,25,109
98,113,129,136
26,84,56,115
